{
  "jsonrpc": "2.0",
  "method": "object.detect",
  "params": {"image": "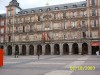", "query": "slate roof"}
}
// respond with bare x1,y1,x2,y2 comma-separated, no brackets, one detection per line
0,1,86,17
0,14,6,18
19,1,86,14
